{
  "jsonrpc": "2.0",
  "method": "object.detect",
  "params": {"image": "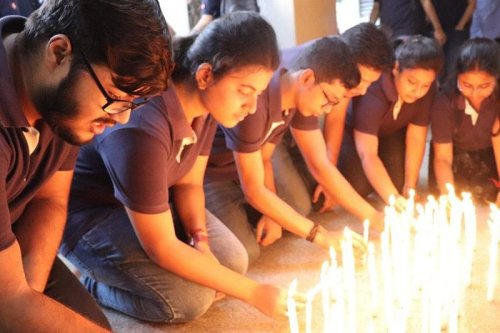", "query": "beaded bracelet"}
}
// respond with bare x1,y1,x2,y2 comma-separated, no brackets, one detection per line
306,223,320,242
